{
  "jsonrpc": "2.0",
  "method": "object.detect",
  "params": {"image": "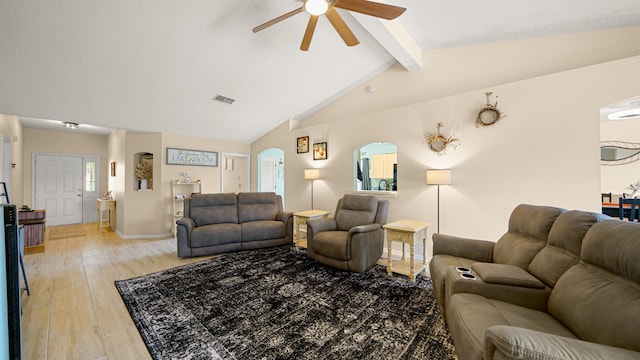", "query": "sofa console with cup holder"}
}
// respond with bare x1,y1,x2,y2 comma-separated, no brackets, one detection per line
430,204,640,360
